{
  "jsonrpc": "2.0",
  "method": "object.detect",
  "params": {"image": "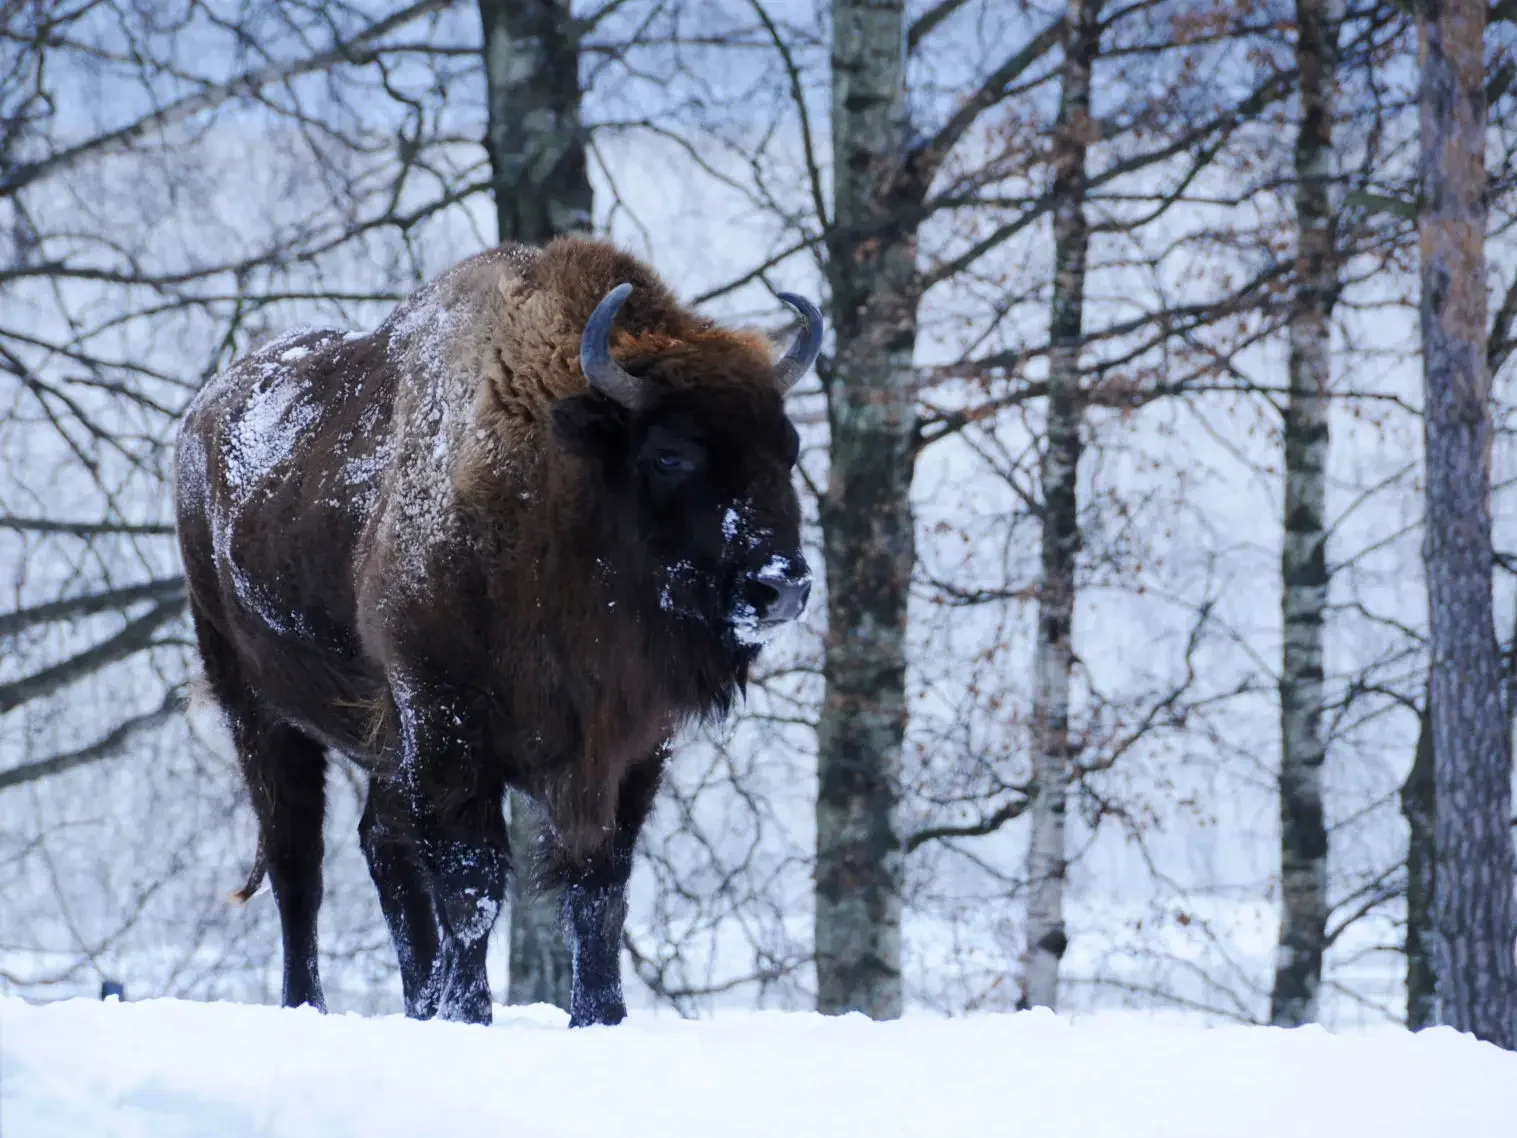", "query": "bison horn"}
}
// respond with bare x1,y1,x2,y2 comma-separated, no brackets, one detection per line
580,283,652,412
772,292,824,394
